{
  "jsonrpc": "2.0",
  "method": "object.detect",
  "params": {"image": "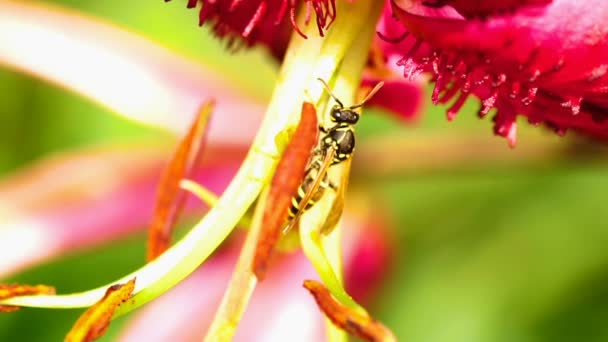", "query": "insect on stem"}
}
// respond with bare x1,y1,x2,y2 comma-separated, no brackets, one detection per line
253,79,384,279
